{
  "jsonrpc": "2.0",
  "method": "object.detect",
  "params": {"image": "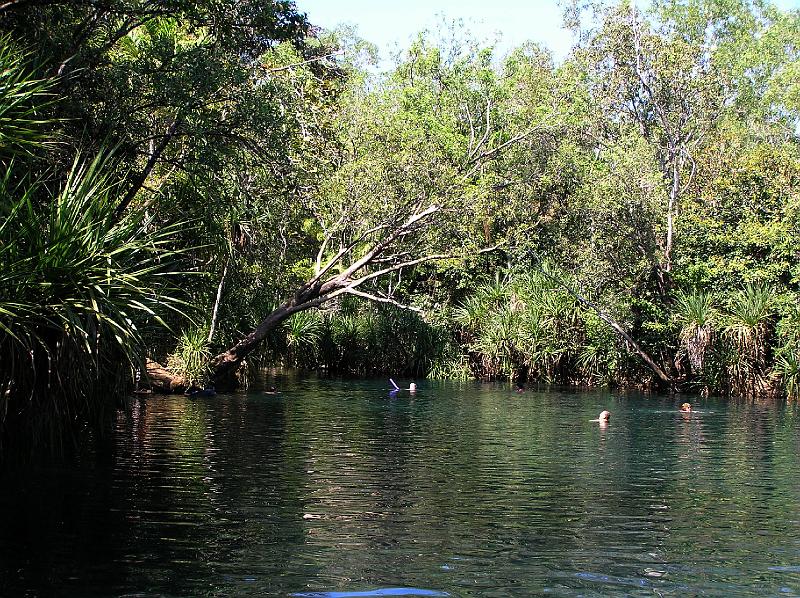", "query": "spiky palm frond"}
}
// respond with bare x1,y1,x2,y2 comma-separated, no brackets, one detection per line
674,289,716,329
0,36,58,159
724,284,777,396
774,348,799,400
285,309,322,348
470,306,526,379
453,293,488,331
330,312,360,346
726,283,775,332
577,343,606,384
674,289,717,373
283,309,323,370
454,280,511,333
773,303,800,400
0,152,186,432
